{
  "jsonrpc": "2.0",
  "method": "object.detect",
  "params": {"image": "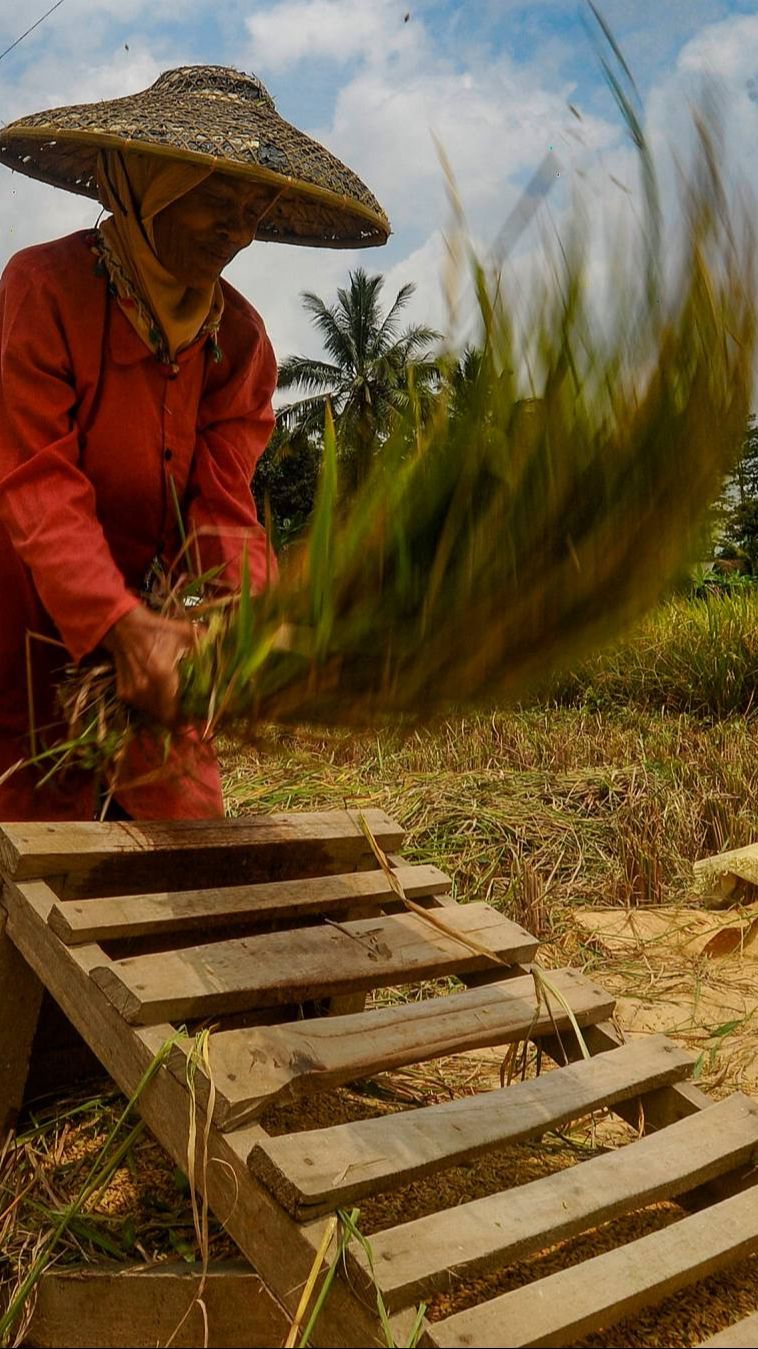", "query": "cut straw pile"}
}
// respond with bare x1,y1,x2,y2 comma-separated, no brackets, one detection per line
36,94,756,788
